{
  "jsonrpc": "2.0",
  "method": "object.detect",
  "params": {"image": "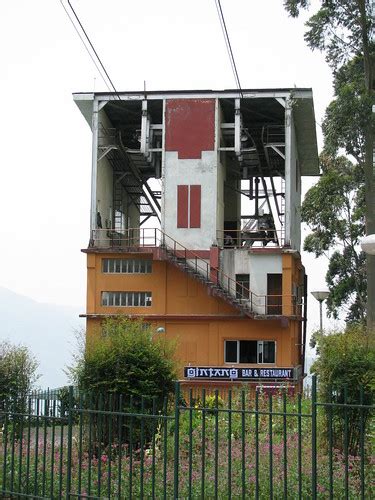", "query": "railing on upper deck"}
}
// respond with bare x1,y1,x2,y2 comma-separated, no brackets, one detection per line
216,229,285,248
